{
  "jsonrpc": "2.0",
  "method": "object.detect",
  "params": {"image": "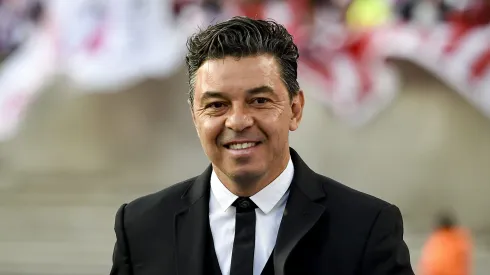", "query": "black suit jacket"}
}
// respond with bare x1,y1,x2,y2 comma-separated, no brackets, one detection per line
110,148,414,275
